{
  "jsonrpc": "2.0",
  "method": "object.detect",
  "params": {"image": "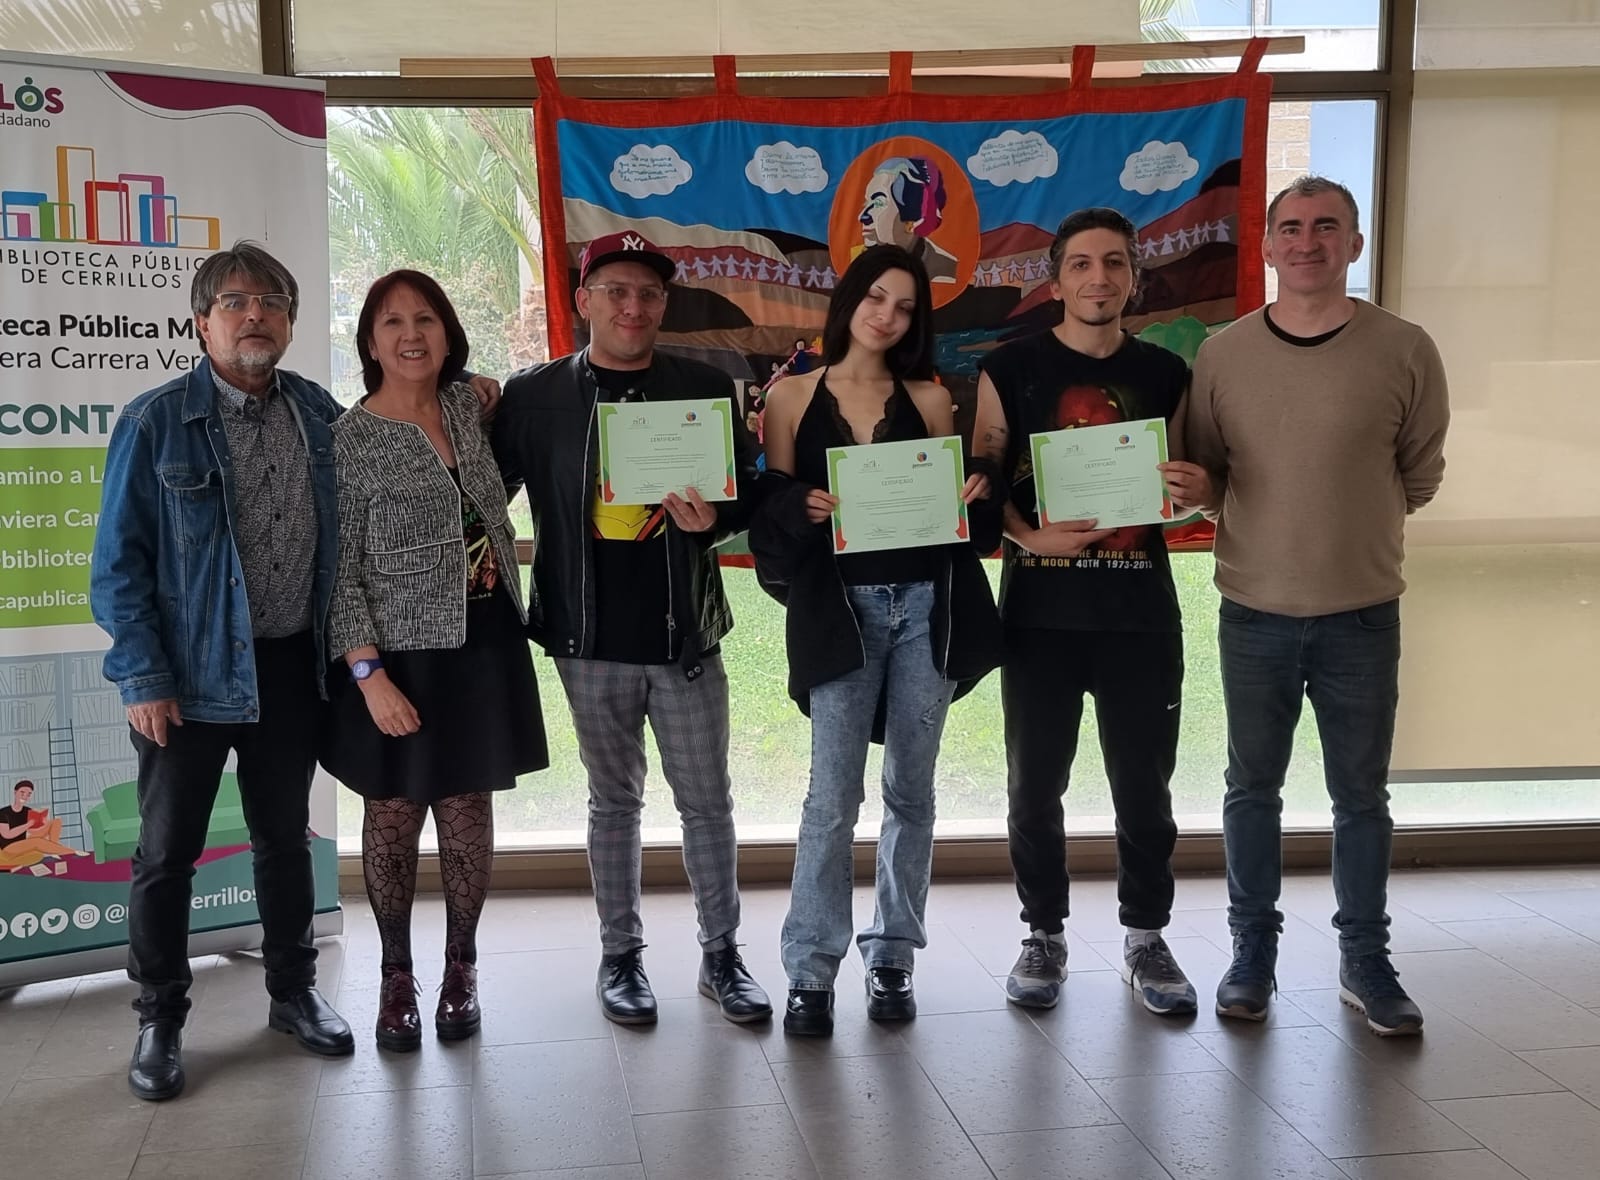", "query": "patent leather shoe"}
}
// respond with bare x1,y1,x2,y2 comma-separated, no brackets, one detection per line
128,1019,184,1101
